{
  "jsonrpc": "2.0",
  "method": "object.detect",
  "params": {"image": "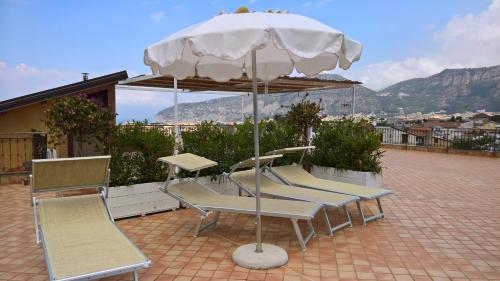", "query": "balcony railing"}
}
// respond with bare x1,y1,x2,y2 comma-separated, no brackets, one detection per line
376,126,499,153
